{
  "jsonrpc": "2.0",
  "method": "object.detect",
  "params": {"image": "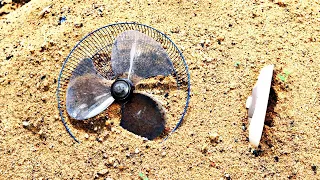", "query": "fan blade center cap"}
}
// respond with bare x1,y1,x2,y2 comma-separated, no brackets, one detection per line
111,78,134,100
